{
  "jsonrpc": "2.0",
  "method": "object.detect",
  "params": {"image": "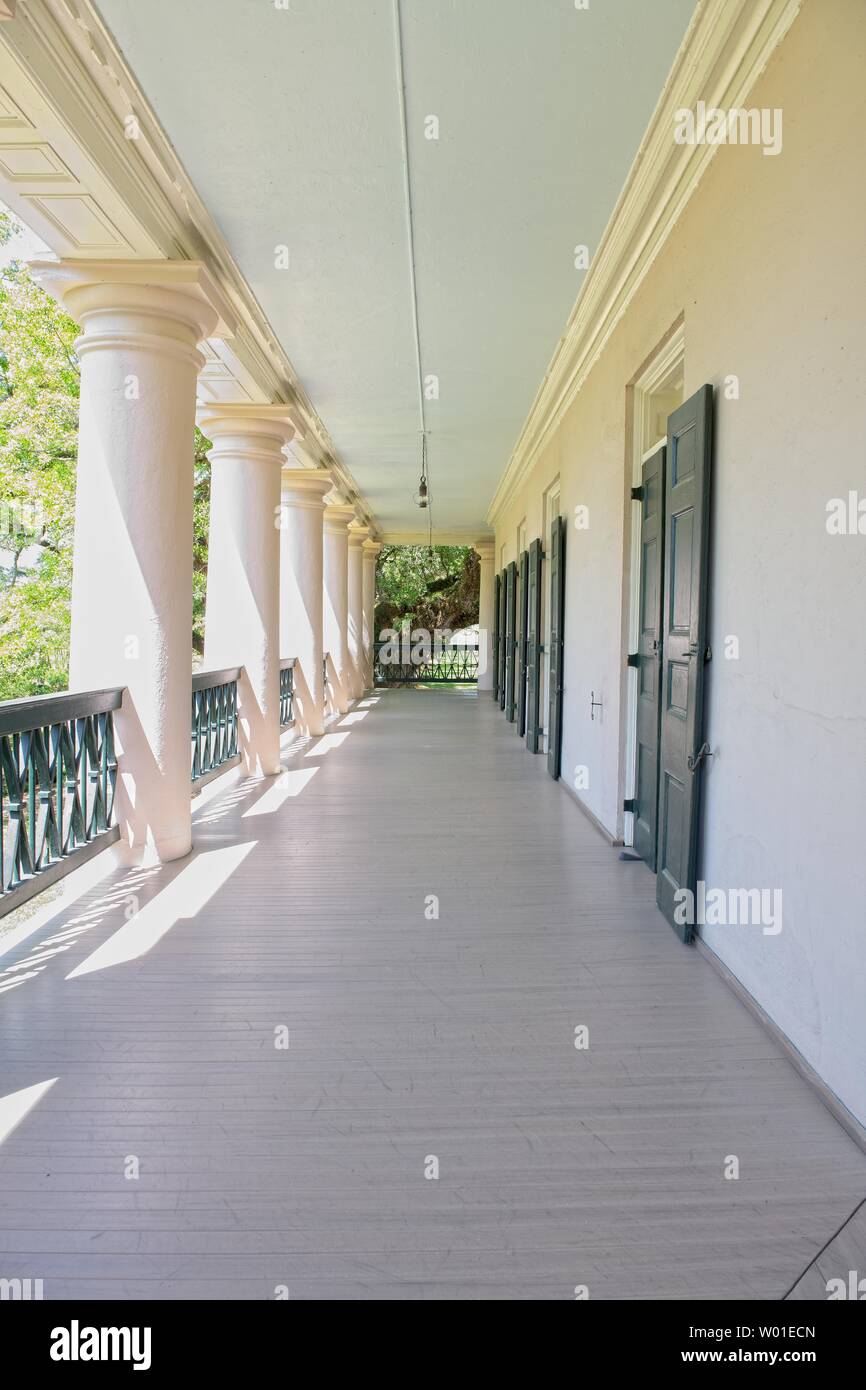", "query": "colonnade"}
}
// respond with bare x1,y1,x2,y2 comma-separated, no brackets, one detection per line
32,259,382,866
